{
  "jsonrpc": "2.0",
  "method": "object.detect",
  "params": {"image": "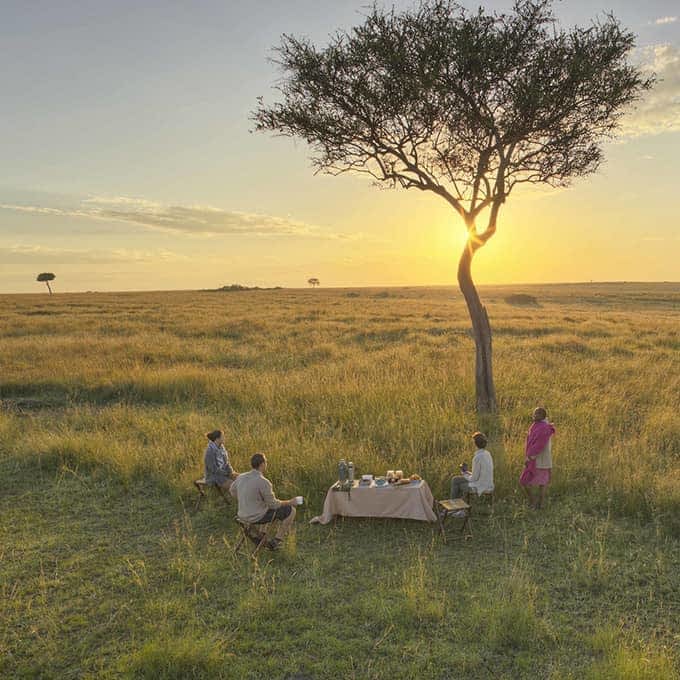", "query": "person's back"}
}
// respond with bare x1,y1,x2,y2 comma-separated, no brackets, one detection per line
231,467,273,523
469,448,494,494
